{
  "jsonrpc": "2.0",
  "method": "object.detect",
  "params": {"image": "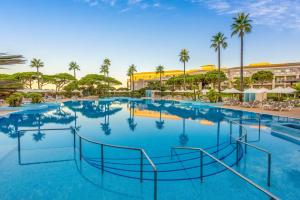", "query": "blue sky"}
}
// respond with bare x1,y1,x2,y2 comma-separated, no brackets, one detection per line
1,0,300,85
